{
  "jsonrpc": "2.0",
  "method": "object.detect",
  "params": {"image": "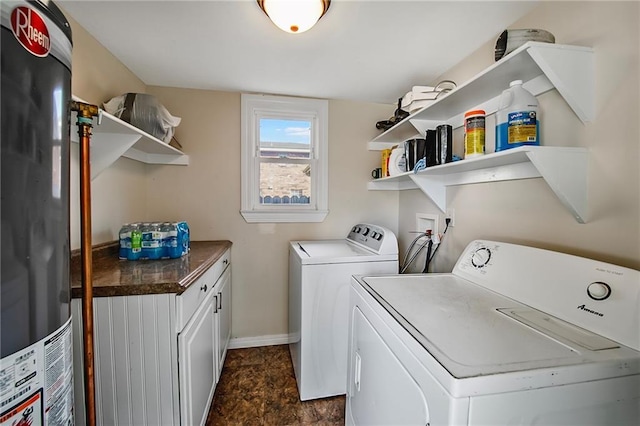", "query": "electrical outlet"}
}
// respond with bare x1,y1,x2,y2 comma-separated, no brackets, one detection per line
446,208,455,227
416,213,439,236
